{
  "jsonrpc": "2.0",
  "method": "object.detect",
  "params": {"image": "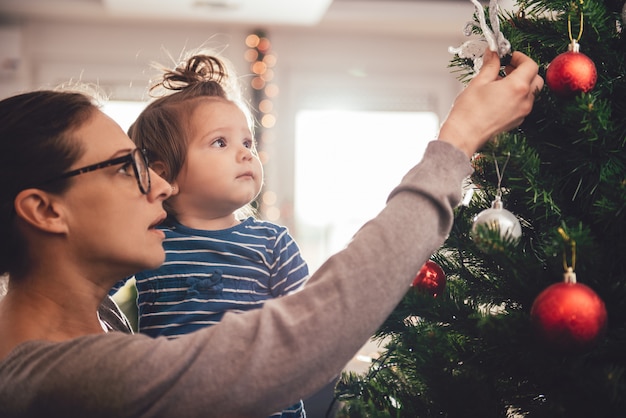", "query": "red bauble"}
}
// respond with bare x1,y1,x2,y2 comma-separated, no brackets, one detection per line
531,277,607,353
546,41,597,98
412,260,446,297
